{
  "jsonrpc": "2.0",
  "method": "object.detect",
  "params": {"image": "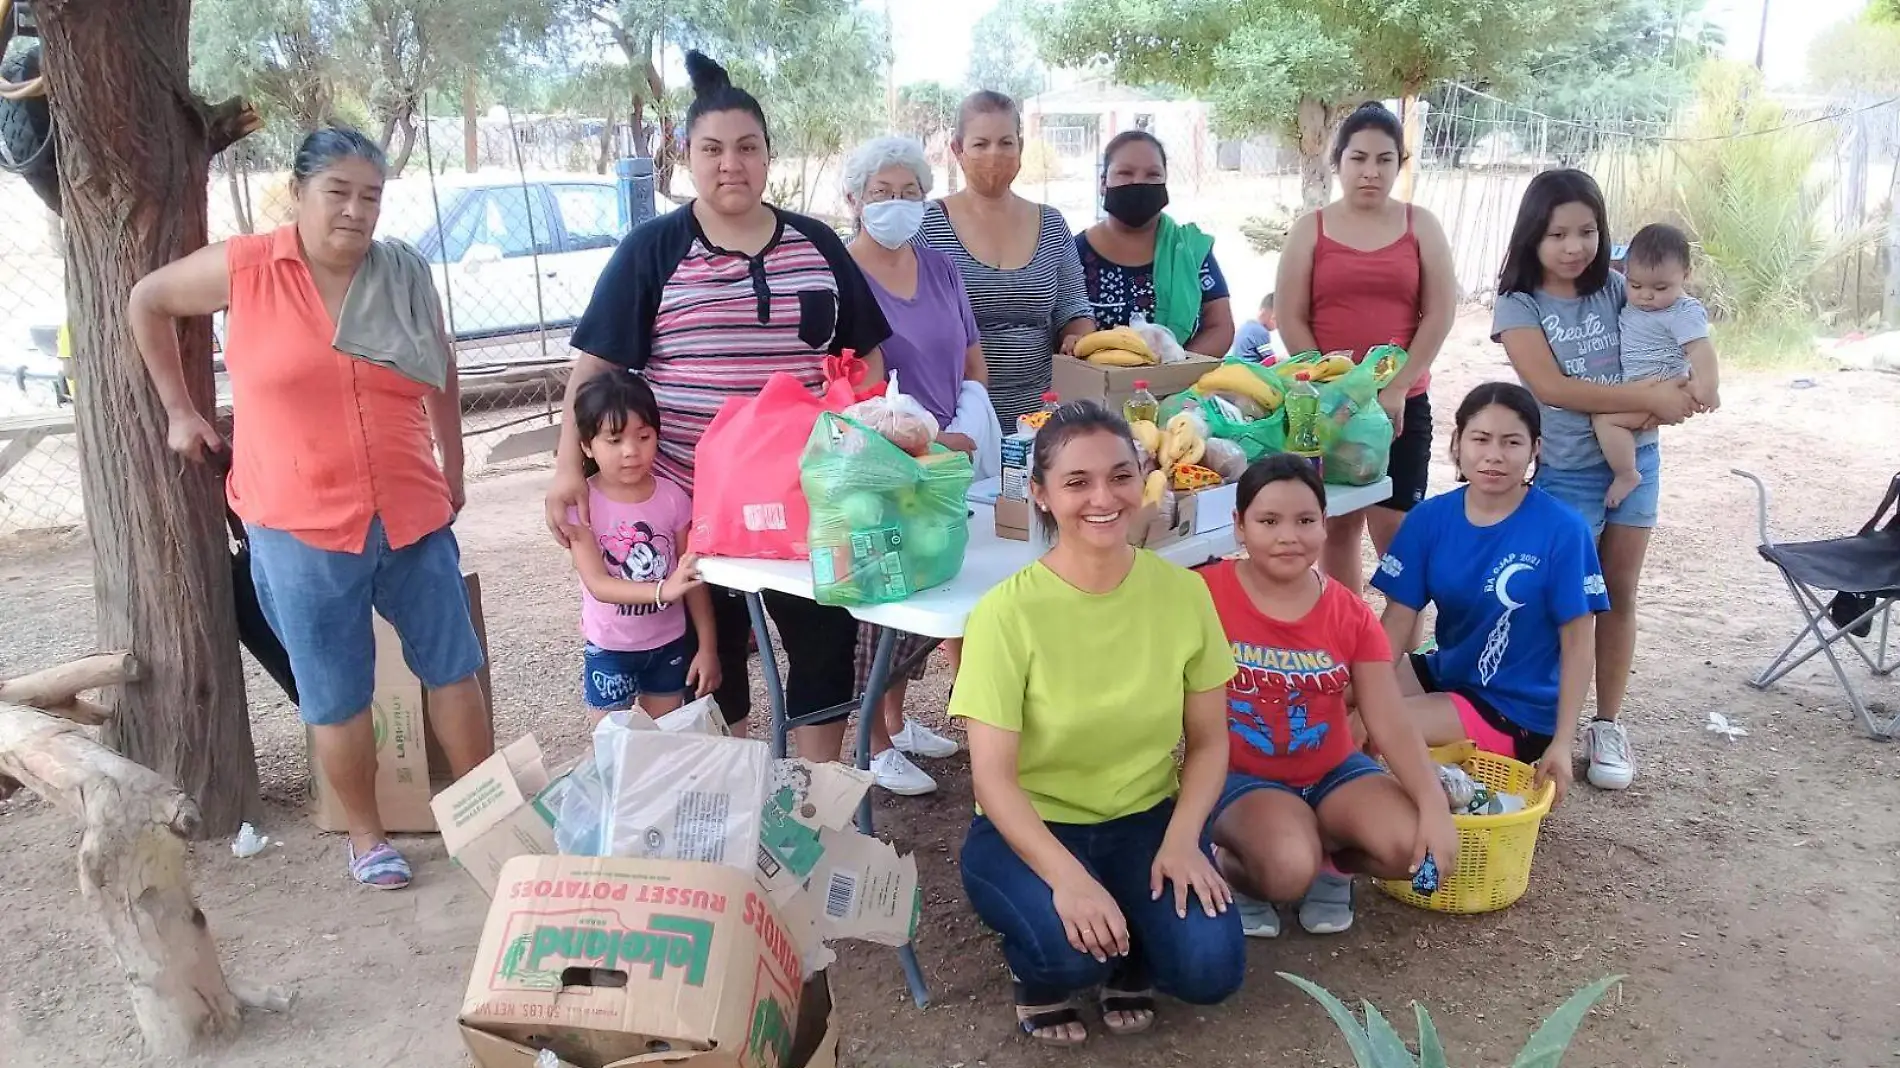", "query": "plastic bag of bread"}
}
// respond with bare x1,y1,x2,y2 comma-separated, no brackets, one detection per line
1201,437,1249,481
1129,317,1189,365
843,372,940,456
